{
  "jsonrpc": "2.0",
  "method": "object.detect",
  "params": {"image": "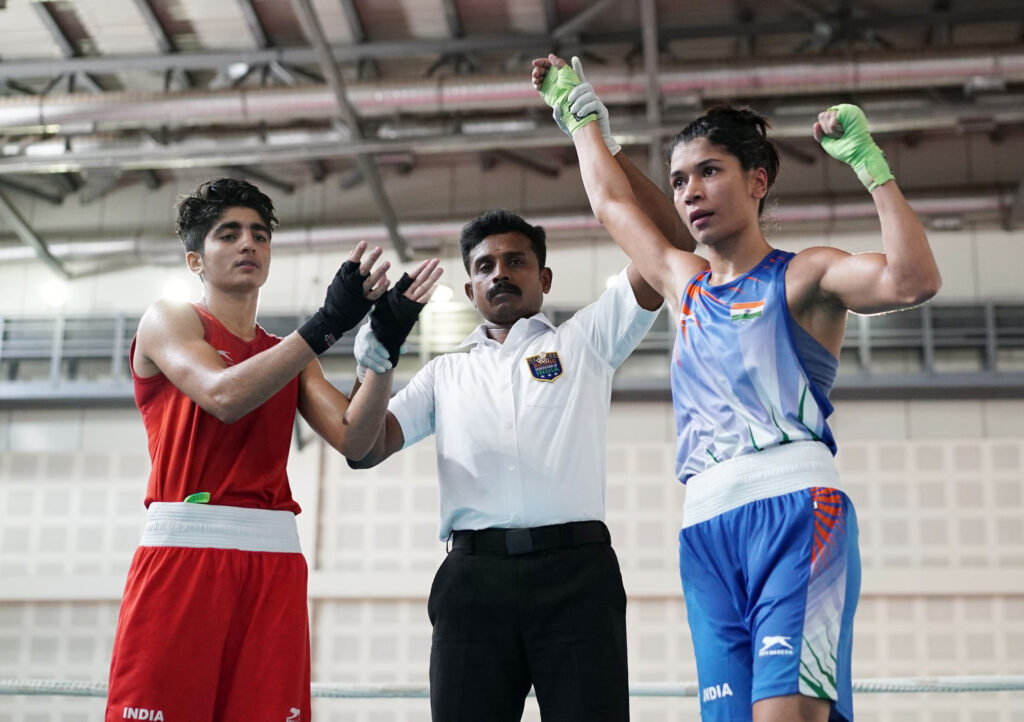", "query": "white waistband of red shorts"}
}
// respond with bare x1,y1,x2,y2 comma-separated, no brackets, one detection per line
682,441,841,528
140,502,301,553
